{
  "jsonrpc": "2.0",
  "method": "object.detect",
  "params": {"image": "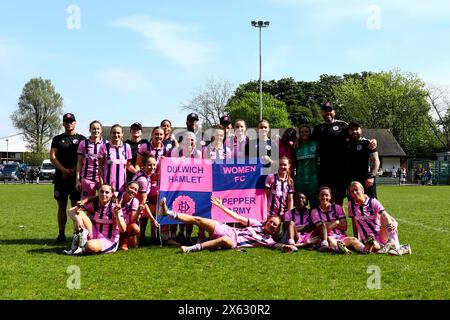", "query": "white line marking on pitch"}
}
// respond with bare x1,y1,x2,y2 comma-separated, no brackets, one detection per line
396,218,449,234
